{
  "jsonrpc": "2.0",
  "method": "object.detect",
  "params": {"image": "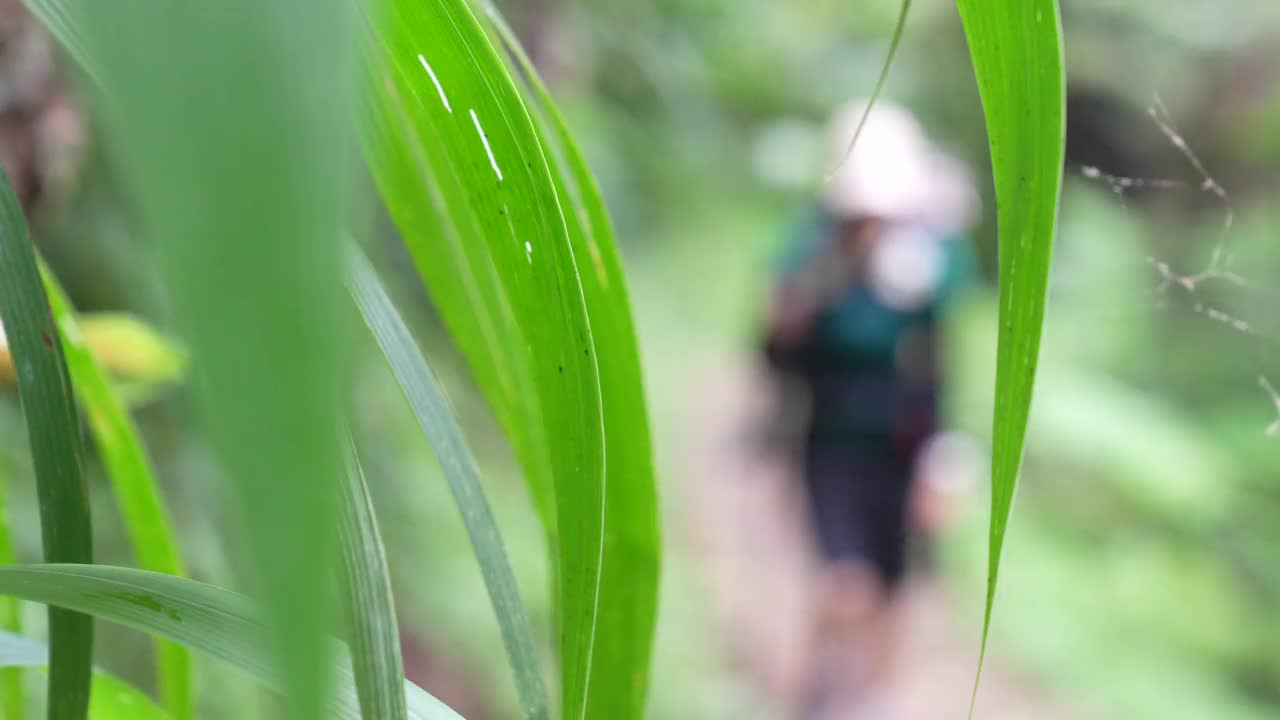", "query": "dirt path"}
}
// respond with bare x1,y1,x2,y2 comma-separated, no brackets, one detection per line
680,359,1087,720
